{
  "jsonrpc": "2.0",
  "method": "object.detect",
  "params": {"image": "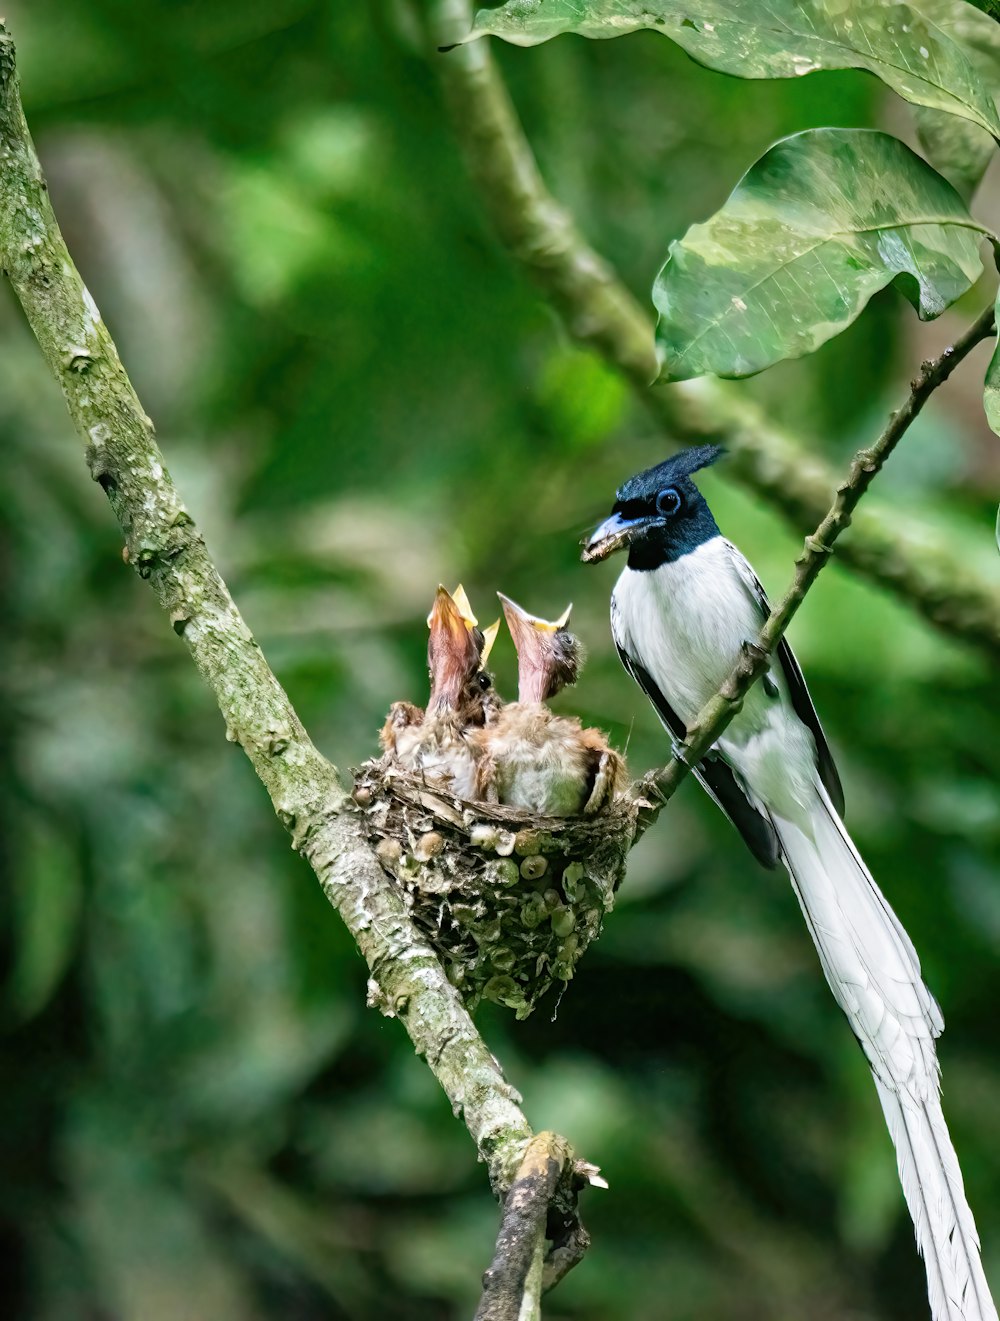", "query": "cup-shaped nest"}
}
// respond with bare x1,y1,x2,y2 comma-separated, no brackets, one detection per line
352,759,638,1019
